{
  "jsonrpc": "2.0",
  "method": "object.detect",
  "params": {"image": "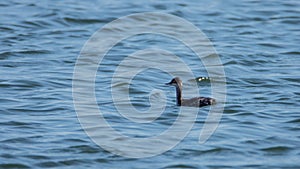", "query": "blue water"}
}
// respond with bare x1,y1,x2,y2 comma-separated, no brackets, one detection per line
1,0,300,168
